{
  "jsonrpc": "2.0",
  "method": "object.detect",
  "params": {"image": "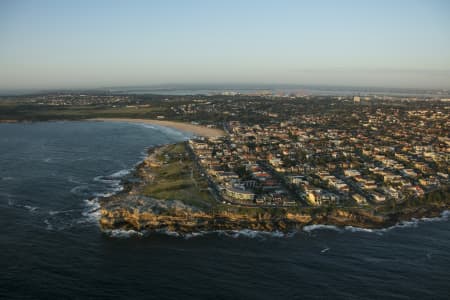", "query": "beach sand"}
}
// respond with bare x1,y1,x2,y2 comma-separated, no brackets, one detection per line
89,118,225,137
